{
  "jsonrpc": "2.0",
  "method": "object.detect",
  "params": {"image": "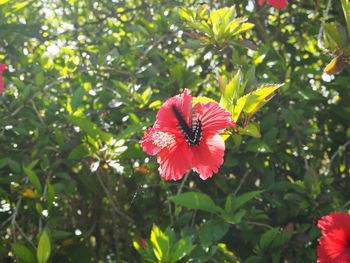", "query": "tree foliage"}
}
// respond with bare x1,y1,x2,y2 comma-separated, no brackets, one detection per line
0,0,349,262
